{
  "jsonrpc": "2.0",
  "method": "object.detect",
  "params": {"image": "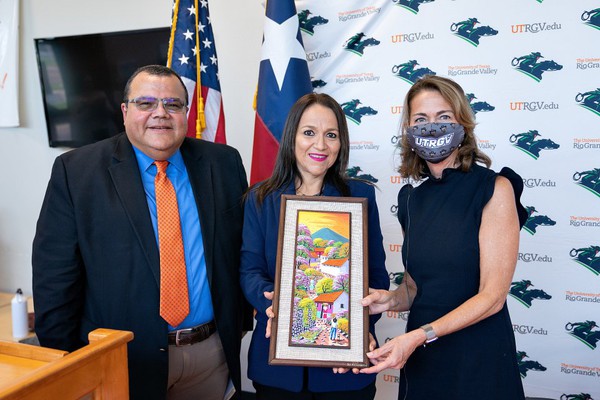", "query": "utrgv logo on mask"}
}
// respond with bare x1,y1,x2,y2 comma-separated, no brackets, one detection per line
581,8,600,30
509,130,559,160
414,134,454,148
450,18,498,47
565,320,600,350
392,60,436,85
570,245,600,276
340,99,378,125
576,89,600,117
523,205,556,235
573,168,600,198
392,0,435,15
509,280,552,308
512,52,563,82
